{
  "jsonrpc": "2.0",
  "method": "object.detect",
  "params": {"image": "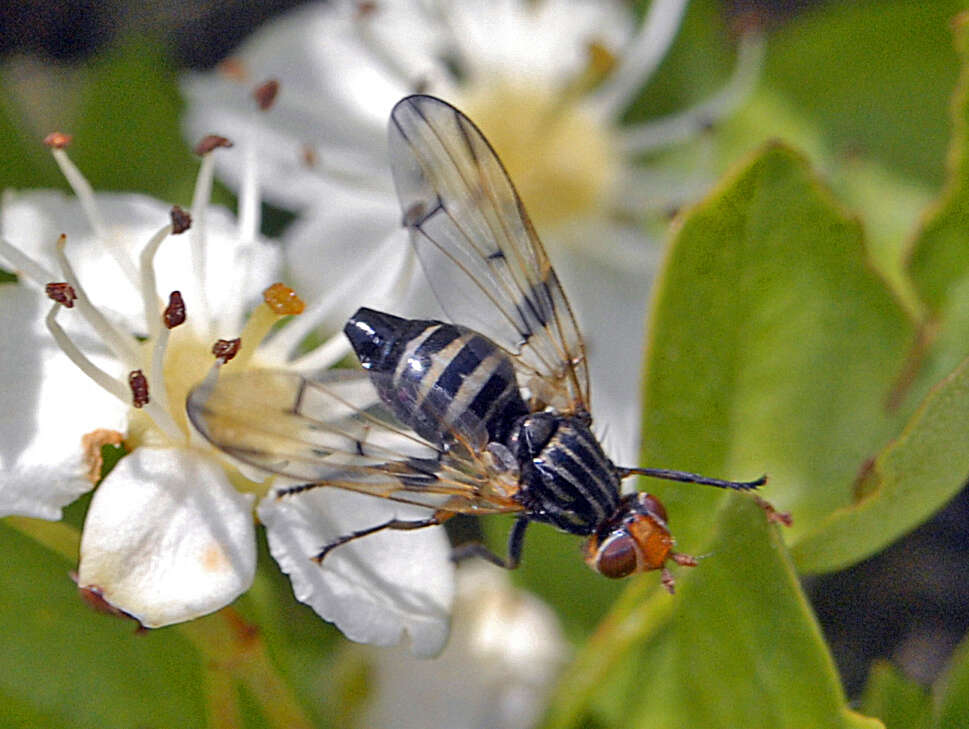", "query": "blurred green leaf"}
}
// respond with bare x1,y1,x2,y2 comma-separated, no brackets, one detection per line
765,0,964,187
860,661,930,729
907,12,969,405
71,38,198,204
936,632,969,729
0,521,207,729
641,142,913,571
547,499,882,729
